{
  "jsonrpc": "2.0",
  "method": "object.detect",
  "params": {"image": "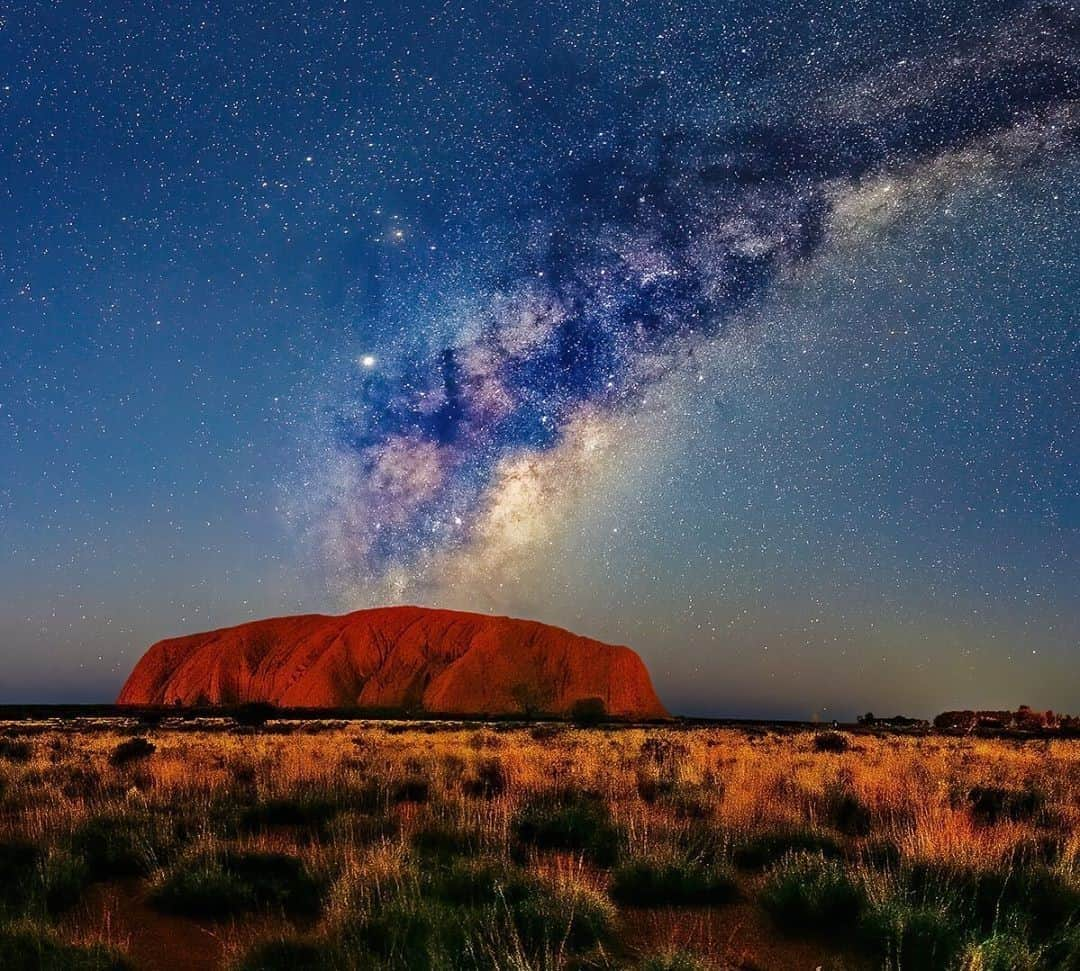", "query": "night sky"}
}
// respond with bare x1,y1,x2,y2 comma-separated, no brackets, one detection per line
2,1,1077,717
